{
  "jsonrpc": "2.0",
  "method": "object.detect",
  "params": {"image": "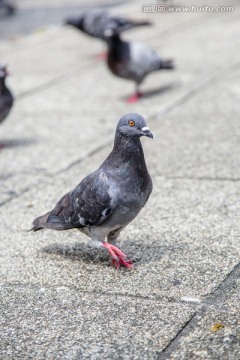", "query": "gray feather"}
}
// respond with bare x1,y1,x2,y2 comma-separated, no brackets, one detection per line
106,32,174,86
0,65,14,124
65,10,152,41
